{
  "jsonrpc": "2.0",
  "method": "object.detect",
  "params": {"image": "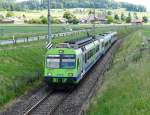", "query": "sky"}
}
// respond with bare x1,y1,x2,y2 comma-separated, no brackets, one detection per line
16,0,150,11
